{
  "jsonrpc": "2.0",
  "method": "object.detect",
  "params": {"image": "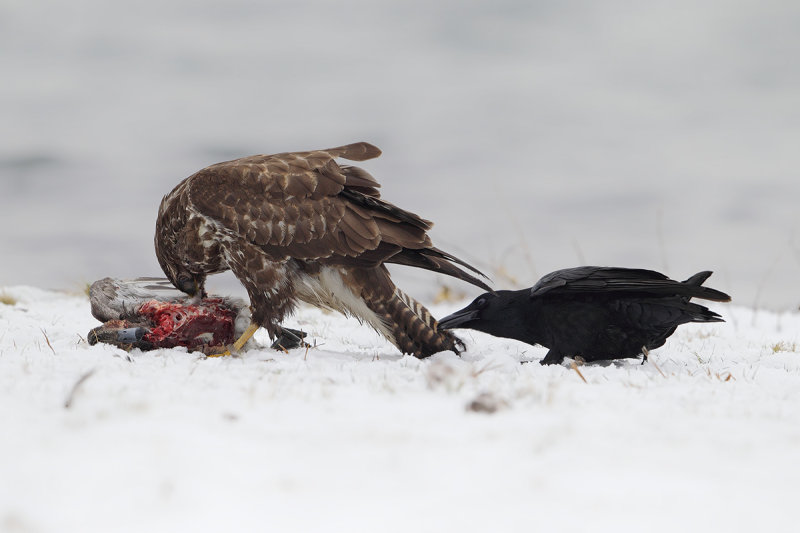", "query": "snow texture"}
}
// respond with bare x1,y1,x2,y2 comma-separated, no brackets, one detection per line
1,285,799,532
